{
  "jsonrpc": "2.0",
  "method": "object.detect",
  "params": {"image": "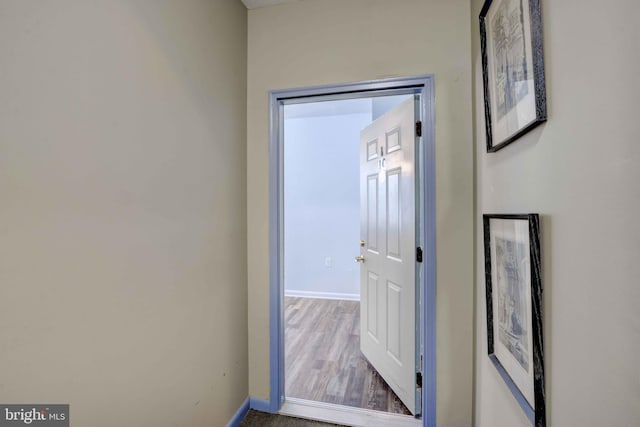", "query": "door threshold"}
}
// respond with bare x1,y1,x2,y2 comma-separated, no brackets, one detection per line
280,397,421,427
